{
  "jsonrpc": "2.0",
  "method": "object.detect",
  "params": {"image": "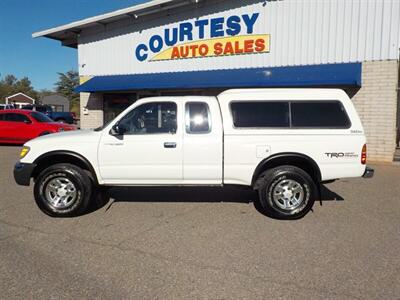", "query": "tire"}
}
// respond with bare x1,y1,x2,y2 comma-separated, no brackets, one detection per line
34,163,92,217
256,165,317,220
39,131,51,136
